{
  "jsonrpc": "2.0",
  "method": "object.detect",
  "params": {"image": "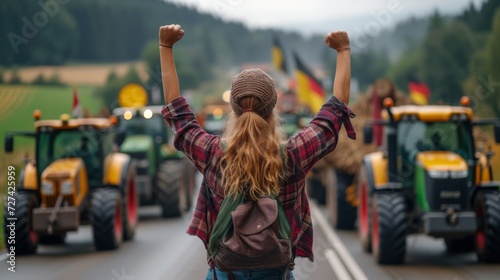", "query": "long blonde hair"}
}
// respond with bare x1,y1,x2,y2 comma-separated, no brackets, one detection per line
220,96,286,200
